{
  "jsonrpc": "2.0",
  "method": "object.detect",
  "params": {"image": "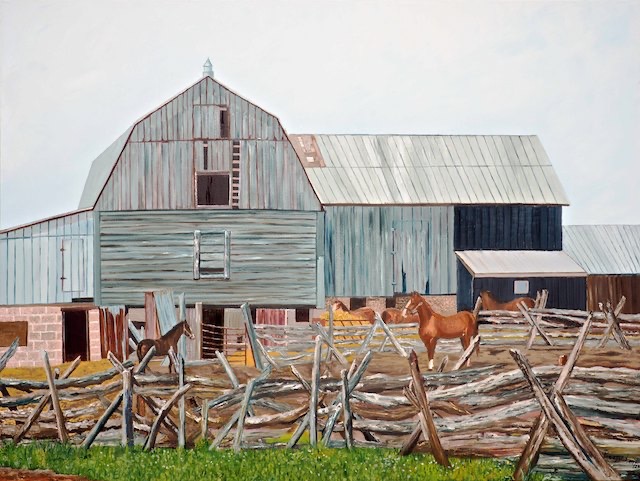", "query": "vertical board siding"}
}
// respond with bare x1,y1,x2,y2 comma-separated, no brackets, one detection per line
324,206,455,297
454,205,562,251
95,77,320,212
587,275,640,314
0,211,94,305
98,210,319,306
